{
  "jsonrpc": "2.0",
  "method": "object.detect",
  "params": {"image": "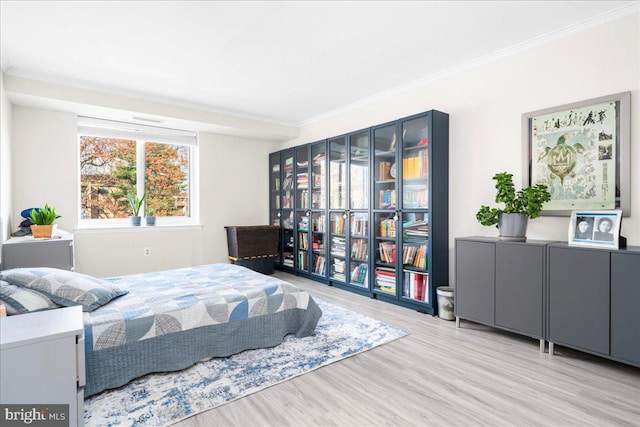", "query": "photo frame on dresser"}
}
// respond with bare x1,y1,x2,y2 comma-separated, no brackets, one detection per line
522,92,631,216
568,210,622,249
